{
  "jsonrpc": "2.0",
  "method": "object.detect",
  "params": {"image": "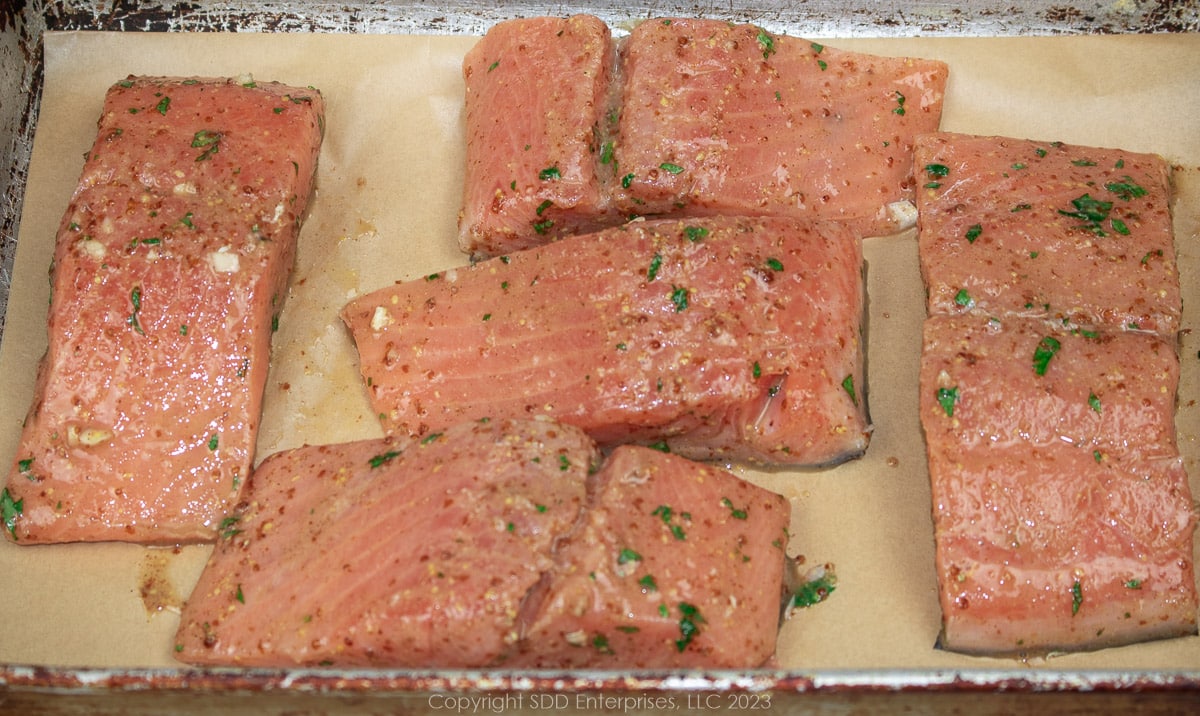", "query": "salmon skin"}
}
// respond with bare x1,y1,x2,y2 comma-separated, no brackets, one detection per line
175,418,597,668
343,215,868,468
174,419,791,668
511,445,791,668
458,15,948,258
2,76,324,544
915,132,1180,335
458,15,617,258
920,313,1196,655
